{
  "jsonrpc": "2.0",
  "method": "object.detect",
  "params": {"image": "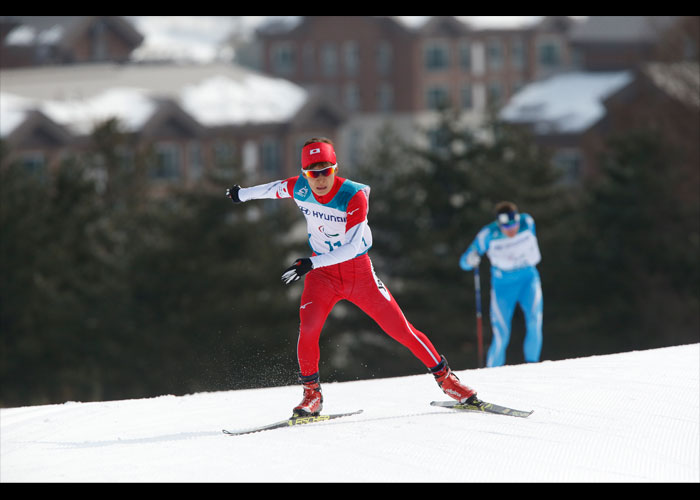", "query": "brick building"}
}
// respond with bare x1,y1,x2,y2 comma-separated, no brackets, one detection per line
251,16,575,166
3,16,696,185
1,63,345,188
0,16,143,67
